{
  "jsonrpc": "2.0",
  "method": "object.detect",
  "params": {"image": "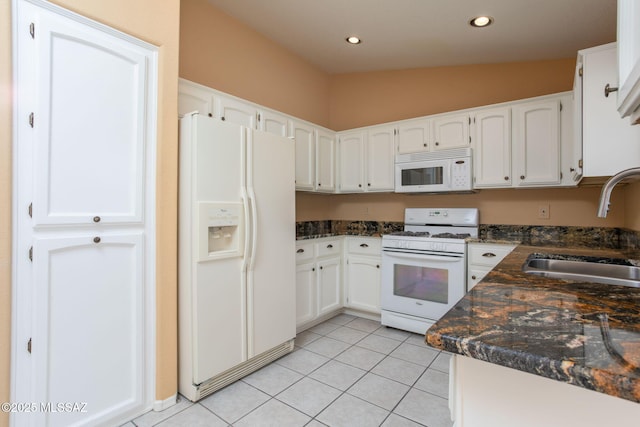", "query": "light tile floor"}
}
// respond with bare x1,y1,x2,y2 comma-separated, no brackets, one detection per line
126,314,453,427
